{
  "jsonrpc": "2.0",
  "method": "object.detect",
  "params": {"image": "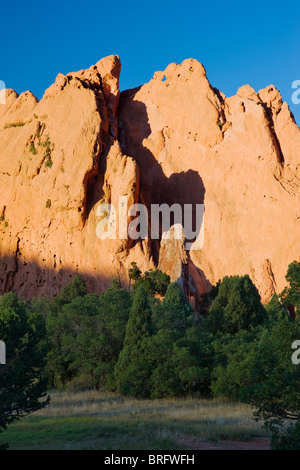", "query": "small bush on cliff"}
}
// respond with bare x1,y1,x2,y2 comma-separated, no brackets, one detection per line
129,262,142,281
4,122,26,128
45,157,53,168
29,143,37,155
